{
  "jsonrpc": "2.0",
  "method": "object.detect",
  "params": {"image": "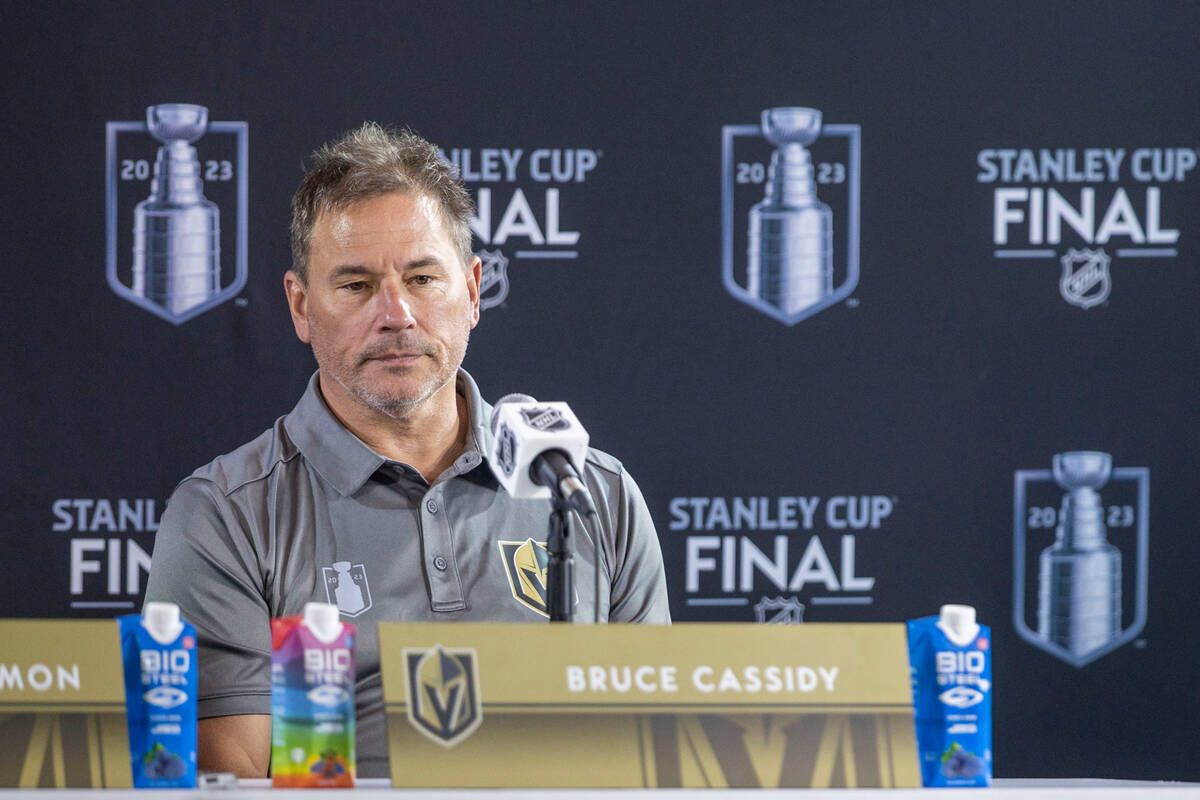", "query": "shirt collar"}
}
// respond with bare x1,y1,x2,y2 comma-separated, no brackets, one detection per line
463,369,496,468
284,369,496,496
